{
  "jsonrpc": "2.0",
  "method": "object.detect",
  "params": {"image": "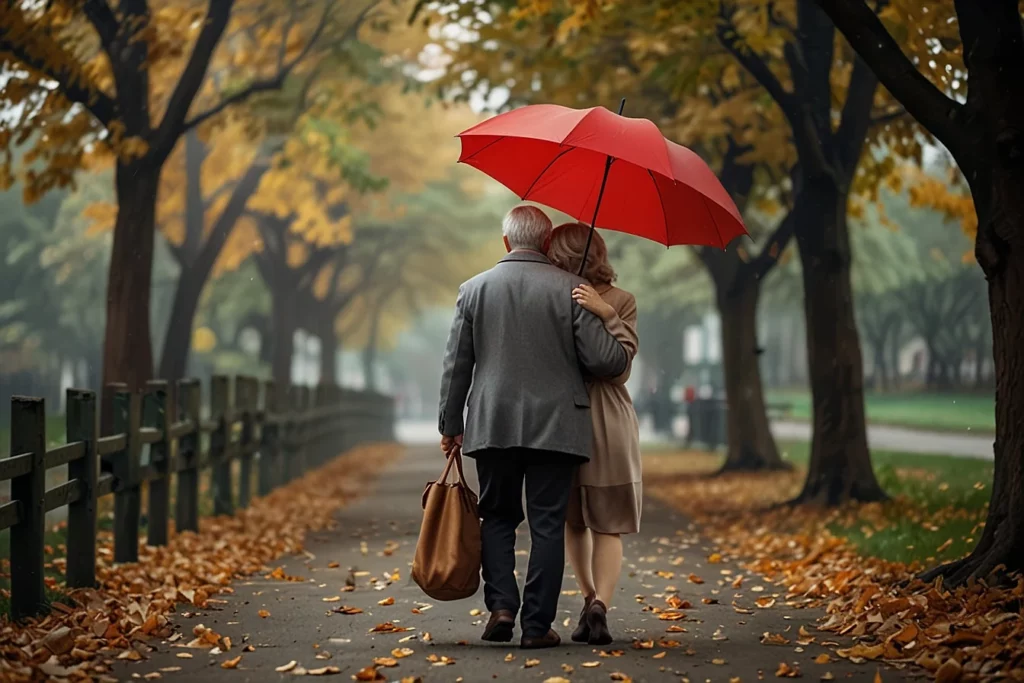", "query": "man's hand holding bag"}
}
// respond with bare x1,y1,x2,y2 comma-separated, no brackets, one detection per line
411,450,481,601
